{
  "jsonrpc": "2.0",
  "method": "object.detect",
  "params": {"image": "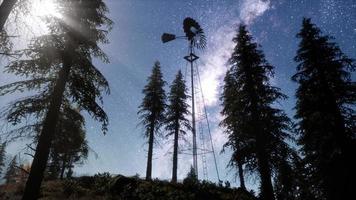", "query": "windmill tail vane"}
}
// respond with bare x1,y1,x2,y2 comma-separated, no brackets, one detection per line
161,33,176,43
